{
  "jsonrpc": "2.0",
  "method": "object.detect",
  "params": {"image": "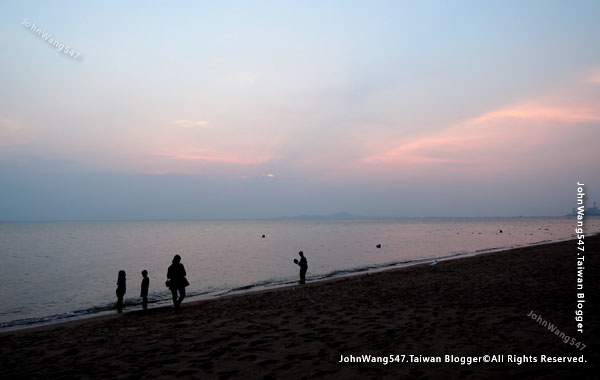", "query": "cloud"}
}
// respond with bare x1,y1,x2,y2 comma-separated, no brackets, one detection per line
362,101,600,171
167,151,273,166
471,104,600,124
